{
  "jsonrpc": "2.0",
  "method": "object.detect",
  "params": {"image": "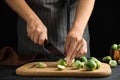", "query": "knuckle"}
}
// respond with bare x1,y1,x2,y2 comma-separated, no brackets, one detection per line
27,33,31,38
39,38,44,45
74,37,80,42
82,38,87,43
33,40,37,44
44,27,47,32
36,28,42,33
